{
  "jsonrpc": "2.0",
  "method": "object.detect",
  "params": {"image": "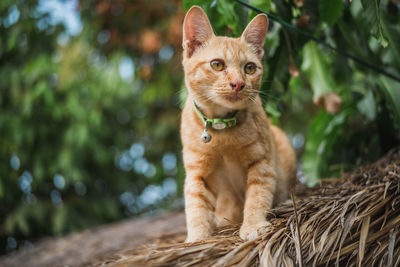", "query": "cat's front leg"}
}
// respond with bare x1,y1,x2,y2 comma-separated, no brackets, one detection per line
240,159,276,240
184,174,216,242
